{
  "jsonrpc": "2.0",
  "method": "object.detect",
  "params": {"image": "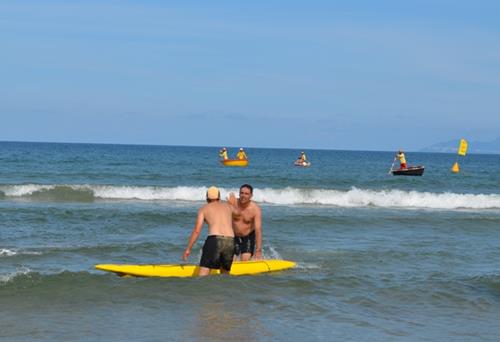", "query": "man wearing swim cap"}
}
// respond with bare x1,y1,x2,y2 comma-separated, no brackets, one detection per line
219,147,228,160
183,186,240,276
232,184,263,261
236,148,248,160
